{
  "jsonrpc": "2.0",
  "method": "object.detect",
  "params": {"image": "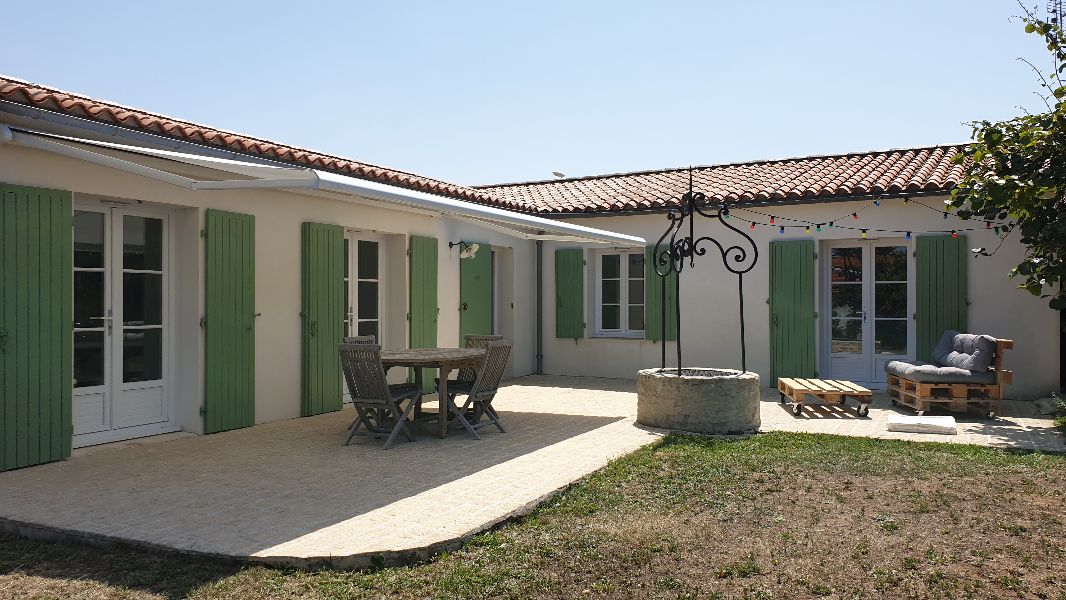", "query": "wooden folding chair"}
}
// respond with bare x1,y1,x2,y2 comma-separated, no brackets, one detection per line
449,340,512,438
435,334,502,398
338,343,421,449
